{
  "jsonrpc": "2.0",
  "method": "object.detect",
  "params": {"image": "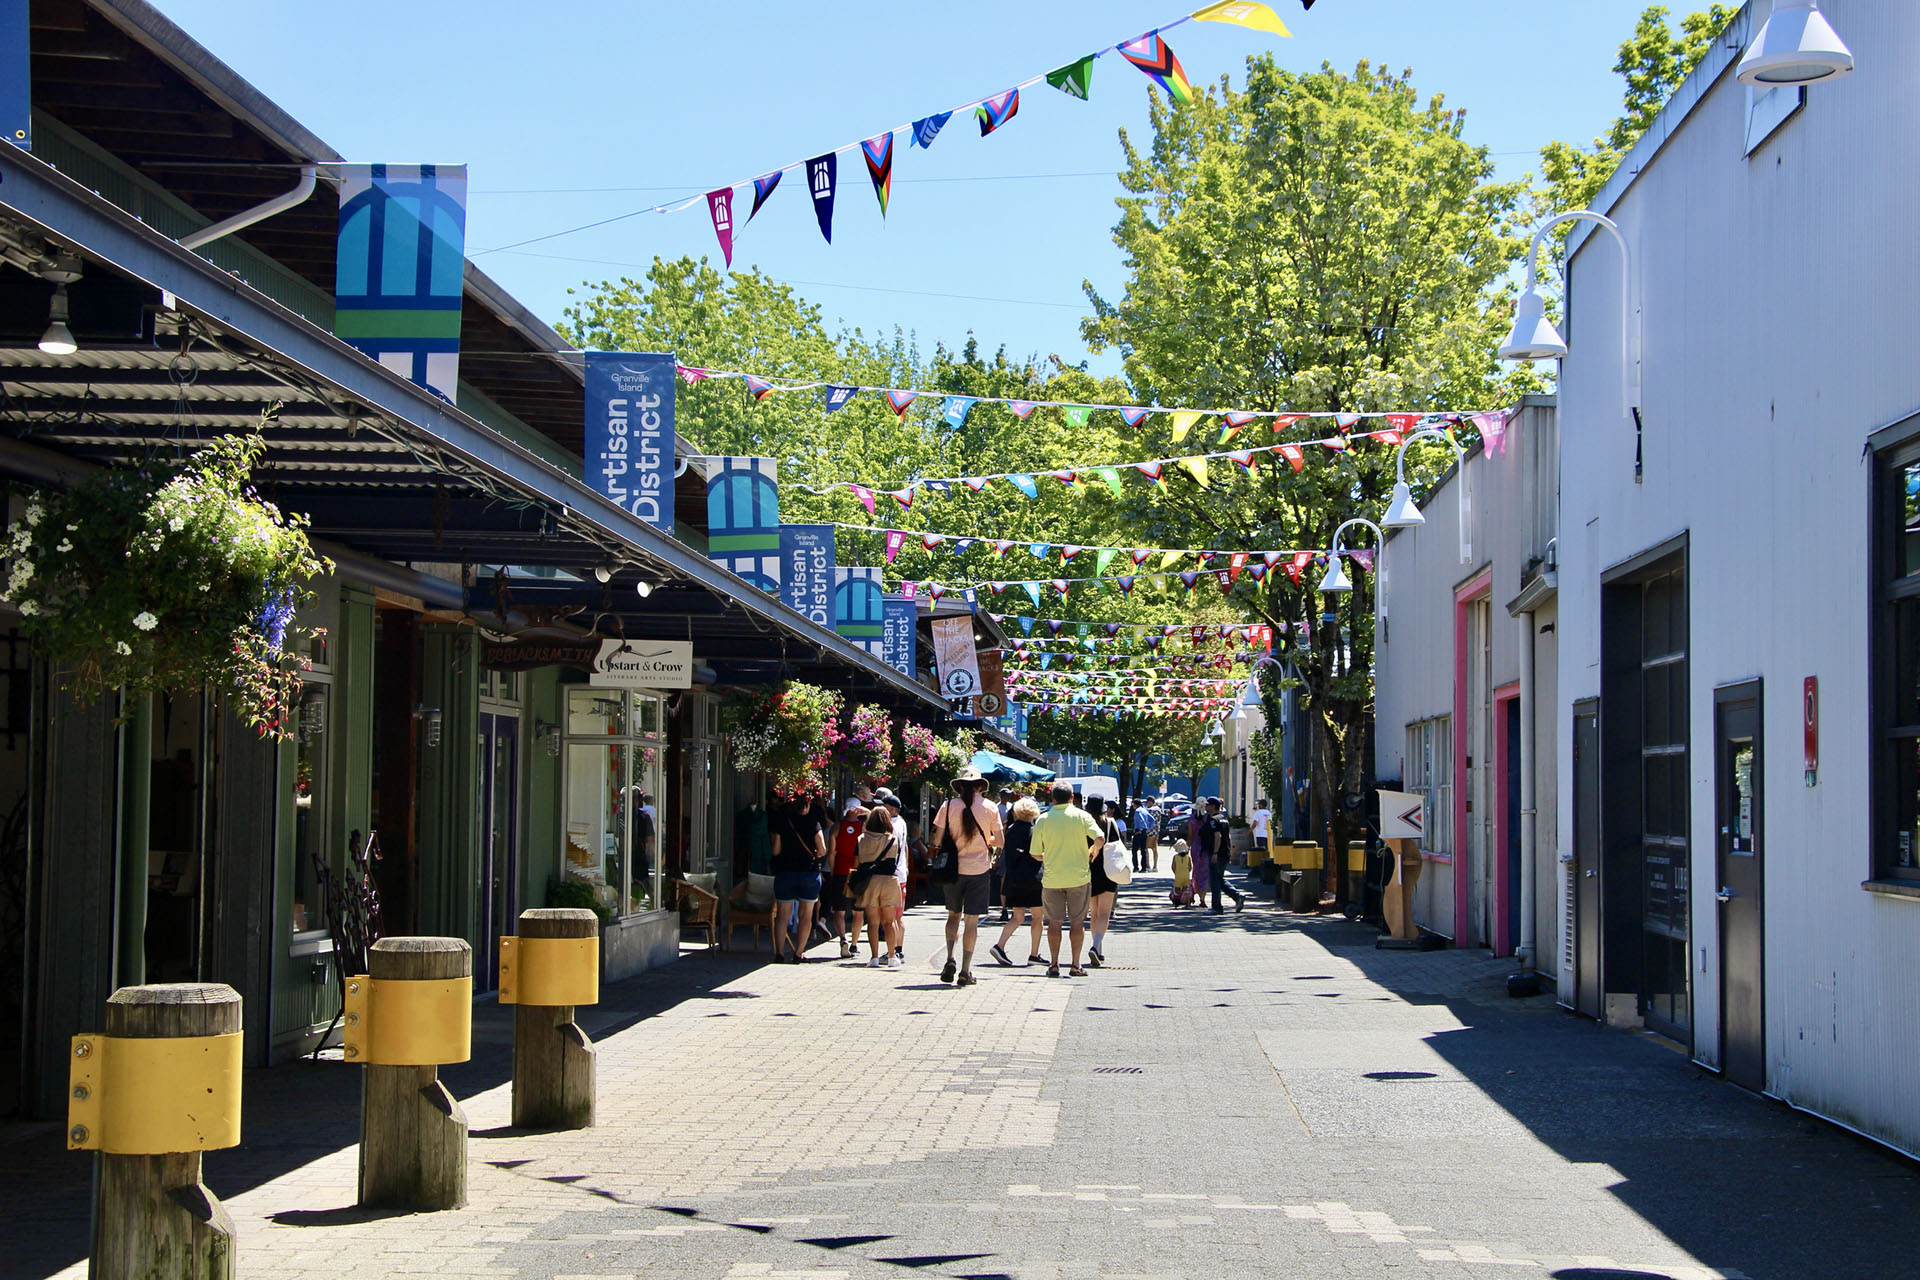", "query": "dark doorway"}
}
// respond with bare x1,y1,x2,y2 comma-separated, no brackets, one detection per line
1715,683,1764,1093
1572,701,1601,1019
476,711,519,994
1503,696,1522,956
